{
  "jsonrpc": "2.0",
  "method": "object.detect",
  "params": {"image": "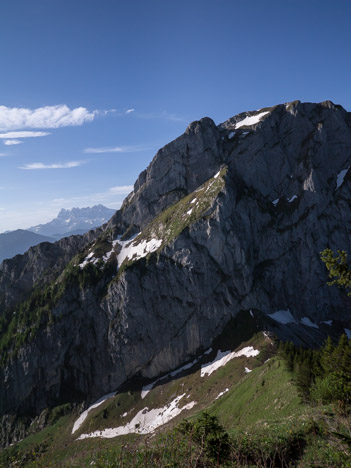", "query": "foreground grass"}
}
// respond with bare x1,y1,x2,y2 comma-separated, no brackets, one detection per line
1,336,351,467
5,411,350,467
